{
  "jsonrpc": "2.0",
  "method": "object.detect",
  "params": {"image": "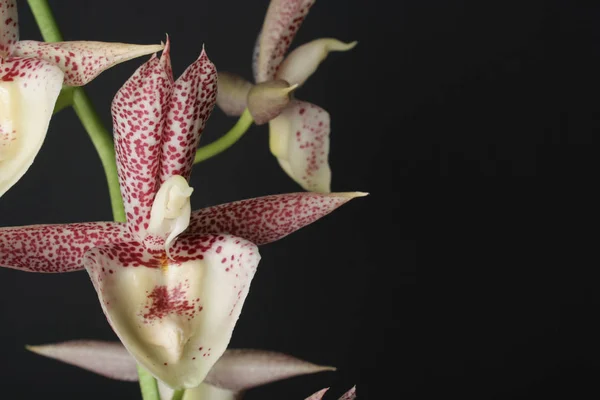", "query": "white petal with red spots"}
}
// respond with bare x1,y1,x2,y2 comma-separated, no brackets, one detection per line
269,100,332,193
189,192,366,245
159,50,217,183
13,40,164,86
112,47,173,239
0,222,129,272
0,0,18,57
254,0,316,82
84,234,260,389
0,57,63,196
